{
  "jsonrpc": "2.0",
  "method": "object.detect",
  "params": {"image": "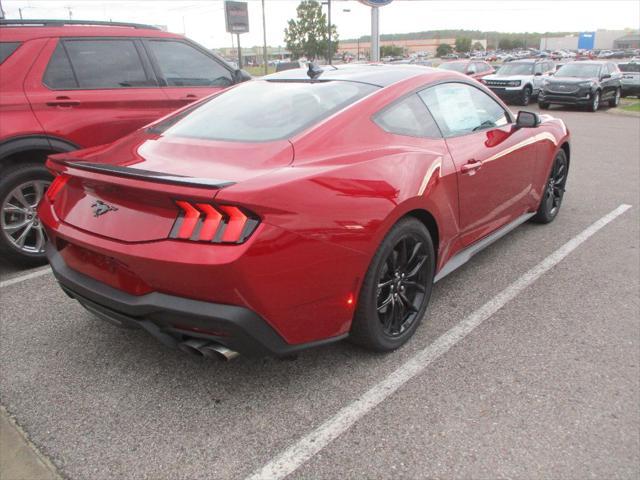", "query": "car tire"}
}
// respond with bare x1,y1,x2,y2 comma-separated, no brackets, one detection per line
587,91,600,112
350,217,435,352
520,86,532,106
531,150,568,224
608,88,621,107
0,162,52,267
539,101,550,109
